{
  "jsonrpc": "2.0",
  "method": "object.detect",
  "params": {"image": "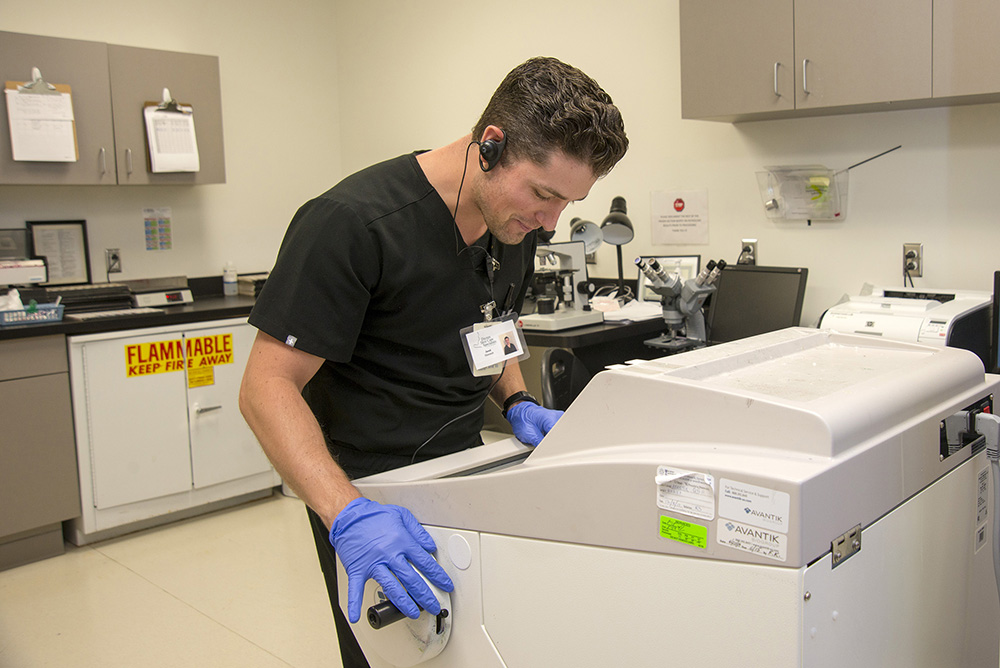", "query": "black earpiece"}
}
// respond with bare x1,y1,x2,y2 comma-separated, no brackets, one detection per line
479,131,507,172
